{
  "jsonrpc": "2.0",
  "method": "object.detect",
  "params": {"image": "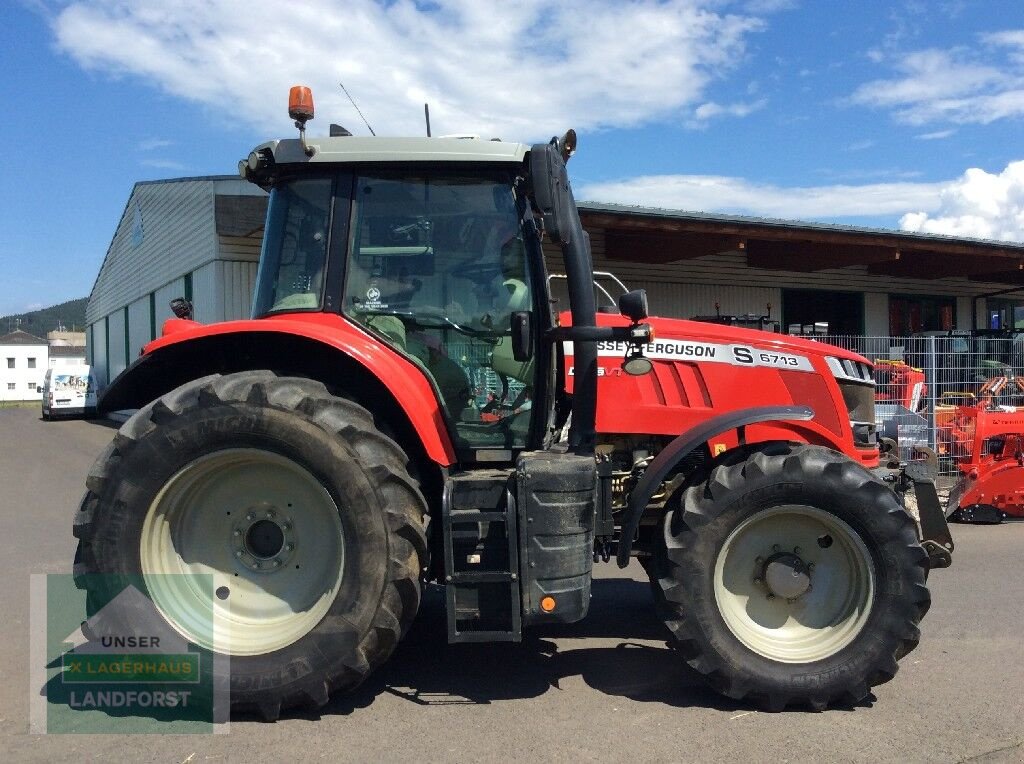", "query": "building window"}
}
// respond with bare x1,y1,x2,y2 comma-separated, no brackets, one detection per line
28,357,36,368
6,383,14,390
6,358,13,369
27,382,35,390
988,298,1024,330
889,295,956,335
